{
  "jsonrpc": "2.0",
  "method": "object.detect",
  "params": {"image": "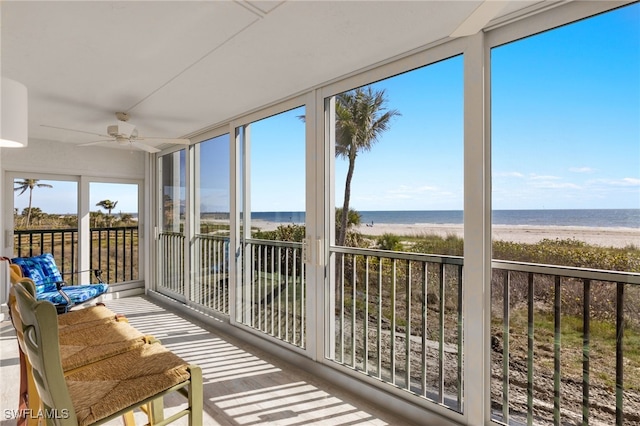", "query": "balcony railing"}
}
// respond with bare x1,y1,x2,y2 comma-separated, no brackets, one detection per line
243,238,306,349
192,234,229,314
490,260,640,426
158,234,306,348
140,231,640,423
13,227,139,284
330,246,464,413
158,231,185,296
